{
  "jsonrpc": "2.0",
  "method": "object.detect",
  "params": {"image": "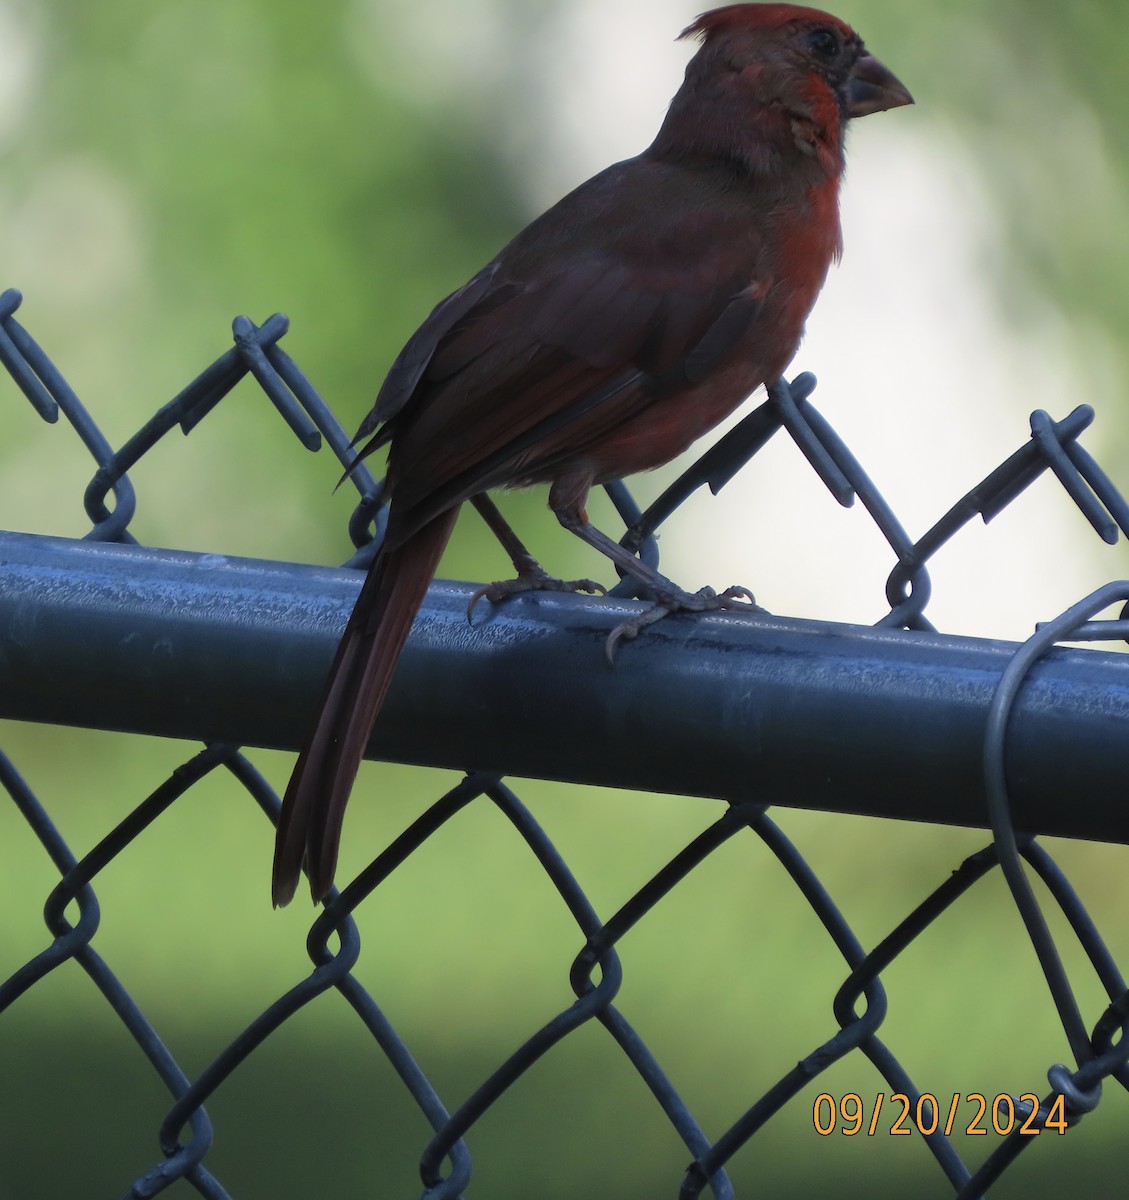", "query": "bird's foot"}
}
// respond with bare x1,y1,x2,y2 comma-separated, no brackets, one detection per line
605,583,759,663
467,565,607,622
